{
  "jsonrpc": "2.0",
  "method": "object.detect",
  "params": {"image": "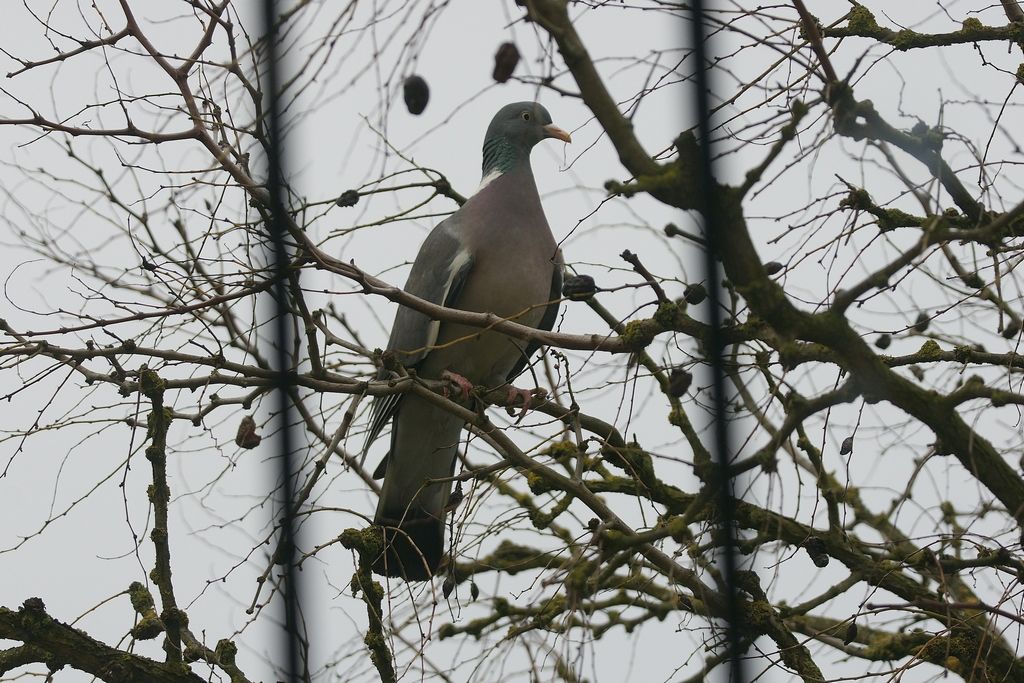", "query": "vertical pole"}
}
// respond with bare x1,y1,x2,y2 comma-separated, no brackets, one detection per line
687,2,745,681
259,2,303,681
